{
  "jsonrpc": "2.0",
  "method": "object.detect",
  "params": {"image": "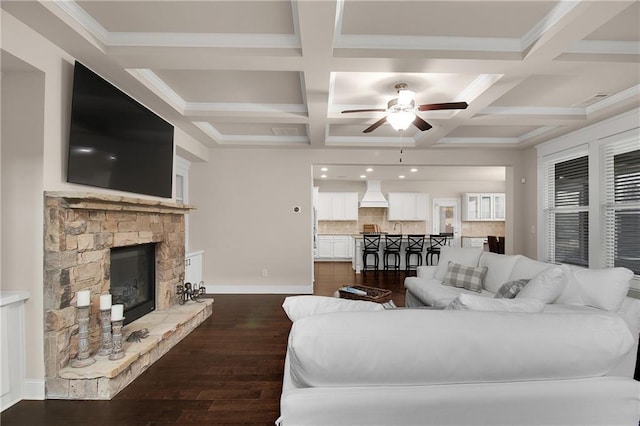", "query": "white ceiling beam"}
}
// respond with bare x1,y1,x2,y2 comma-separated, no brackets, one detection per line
522,1,636,62
295,0,338,147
